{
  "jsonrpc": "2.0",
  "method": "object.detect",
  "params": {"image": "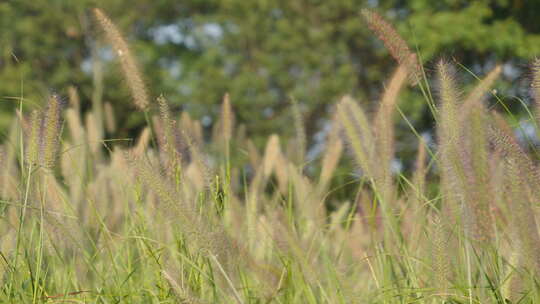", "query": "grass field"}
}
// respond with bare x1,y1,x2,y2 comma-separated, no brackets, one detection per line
1,8,540,303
